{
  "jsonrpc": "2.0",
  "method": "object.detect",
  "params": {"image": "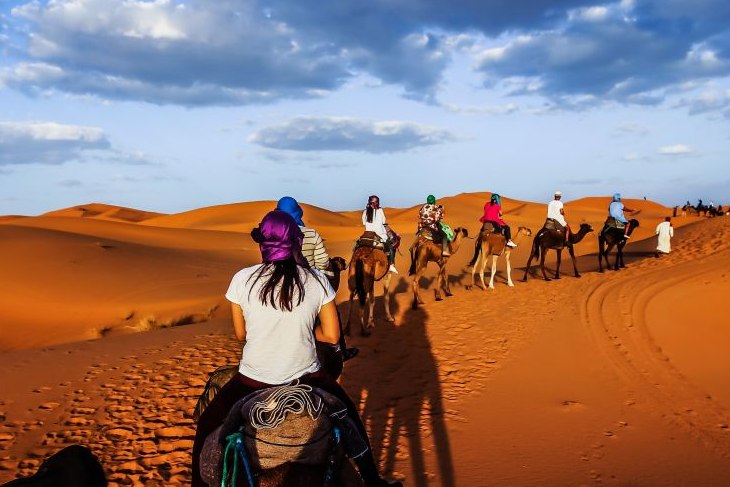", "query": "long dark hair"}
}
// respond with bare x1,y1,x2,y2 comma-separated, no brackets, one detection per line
365,195,379,223
248,258,314,312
